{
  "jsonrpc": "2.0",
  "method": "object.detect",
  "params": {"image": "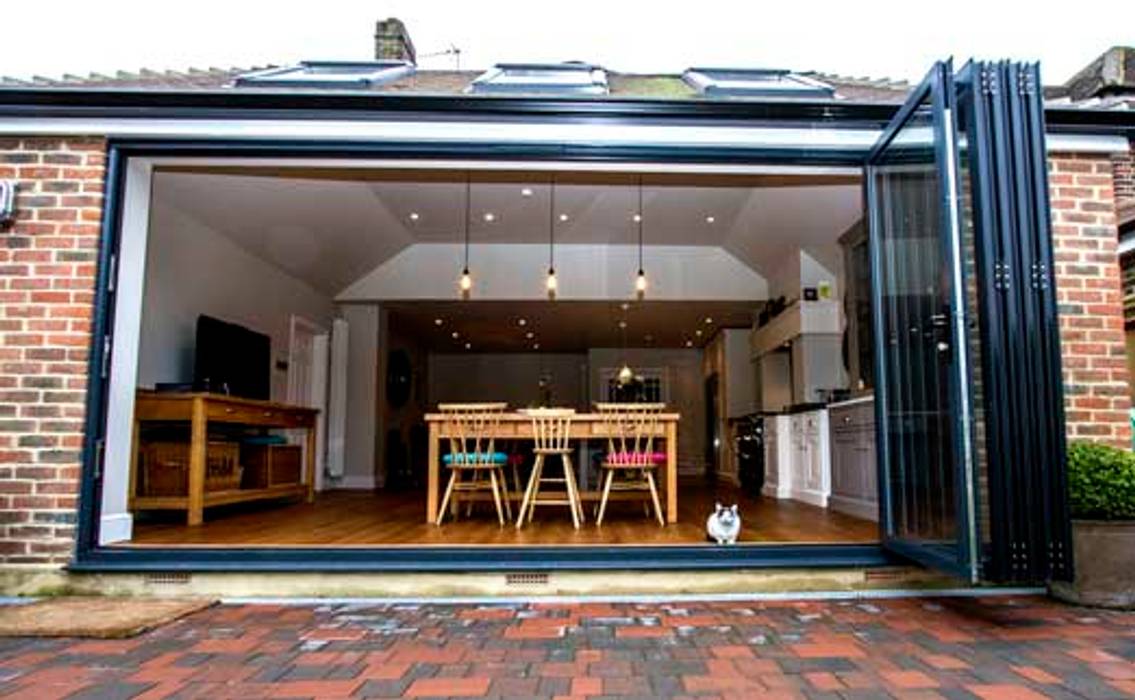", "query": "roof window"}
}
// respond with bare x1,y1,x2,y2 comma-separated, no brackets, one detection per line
682,68,834,98
468,62,608,95
233,61,414,89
